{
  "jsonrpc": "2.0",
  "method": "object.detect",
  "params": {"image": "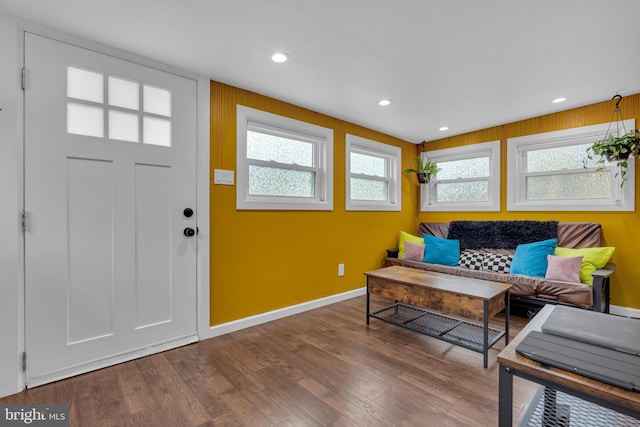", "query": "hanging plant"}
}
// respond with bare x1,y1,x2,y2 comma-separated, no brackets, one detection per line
403,155,439,184
584,95,639,186
586,128,640,186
